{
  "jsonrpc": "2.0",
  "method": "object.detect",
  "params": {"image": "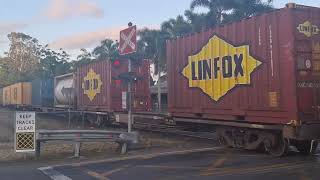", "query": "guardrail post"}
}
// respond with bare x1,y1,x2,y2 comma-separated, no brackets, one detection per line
36,140,41,158
120,143,127,154
82,112,85,128
74,142,81,158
